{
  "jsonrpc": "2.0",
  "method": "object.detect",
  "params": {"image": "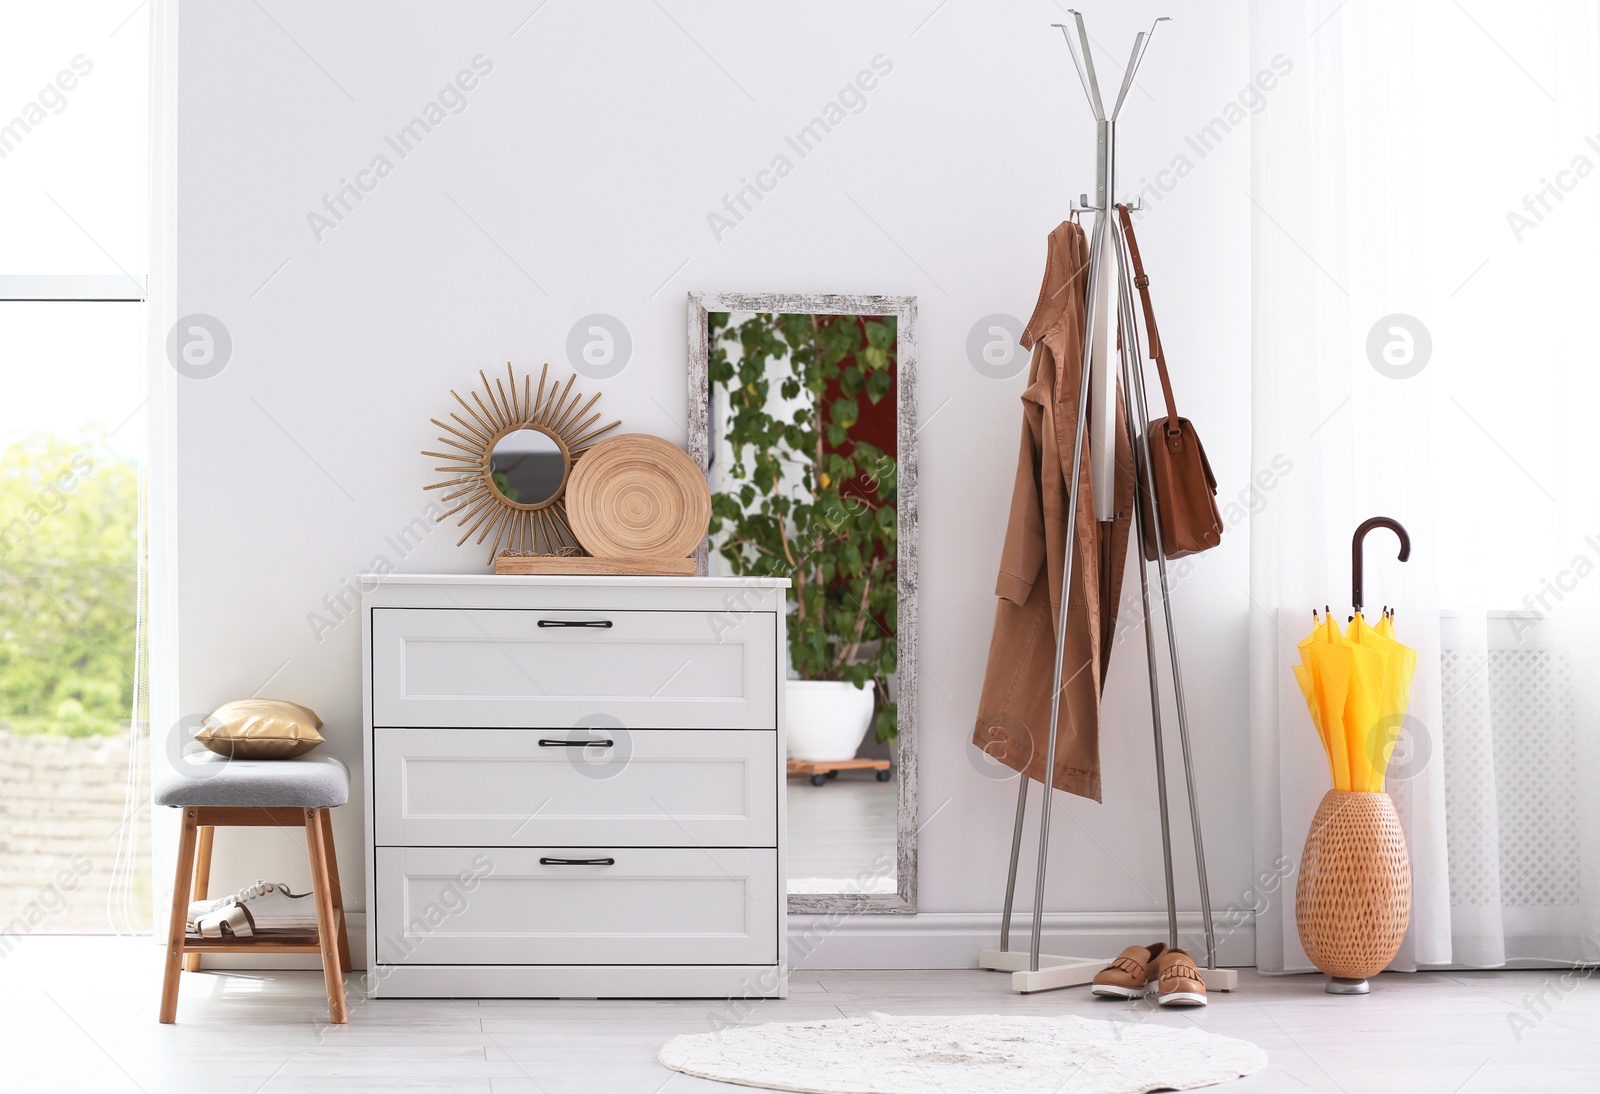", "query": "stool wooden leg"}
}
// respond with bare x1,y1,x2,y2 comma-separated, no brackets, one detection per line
317,810,353,973
183,825,215,973
159,808,200,1023
304,808,348,1023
